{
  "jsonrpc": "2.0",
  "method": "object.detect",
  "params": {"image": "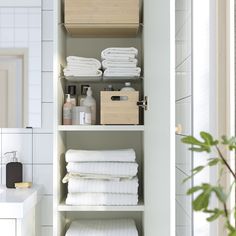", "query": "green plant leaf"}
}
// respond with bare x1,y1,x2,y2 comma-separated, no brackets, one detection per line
187,186,202,195
192,191,211,211
200,132,217,146
208,158,221,166
206,209,224,222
